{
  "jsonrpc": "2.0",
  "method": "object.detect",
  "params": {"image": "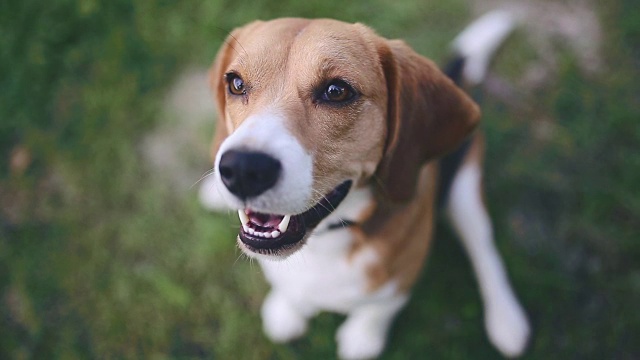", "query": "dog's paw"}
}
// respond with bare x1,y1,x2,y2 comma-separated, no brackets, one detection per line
336,317,386,360
485,297,531,358
261,291,308,343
